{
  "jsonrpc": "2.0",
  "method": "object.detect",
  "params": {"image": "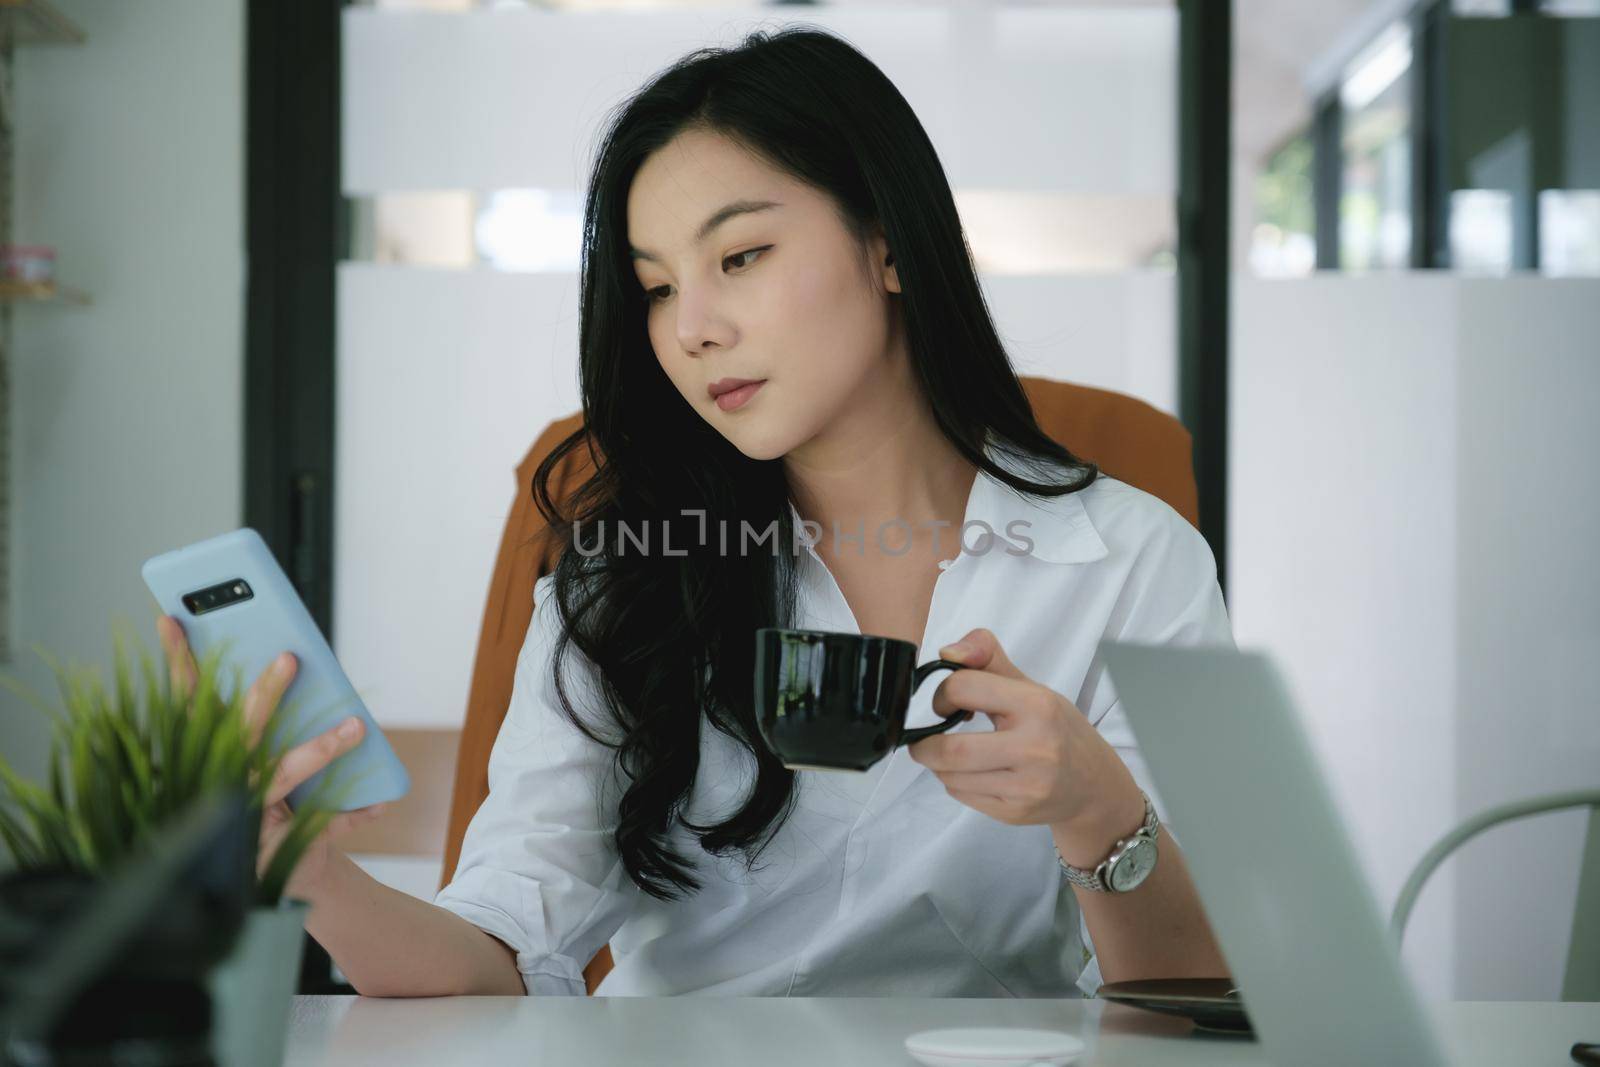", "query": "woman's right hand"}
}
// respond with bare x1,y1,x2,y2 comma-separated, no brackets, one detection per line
156,614,390,901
